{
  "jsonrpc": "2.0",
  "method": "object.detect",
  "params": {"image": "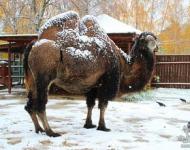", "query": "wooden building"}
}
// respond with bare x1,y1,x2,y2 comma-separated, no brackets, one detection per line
96,14,141,53
0,34,37,93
